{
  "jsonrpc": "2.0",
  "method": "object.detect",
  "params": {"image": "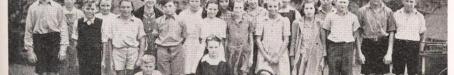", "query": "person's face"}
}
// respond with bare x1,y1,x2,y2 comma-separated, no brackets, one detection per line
206,3,219,18
189,0,201,9
233,3,244,13
402,0,416,11
175,0,186,10
83,4,97,18
247,0,258,9
64,0,75,7
369,0,382,8
303,3,316,17
99,1,112,12
141,62,156,75
219,0,229,9
144,0,156,8
207,41,220,56
119,1,133,15
163,2,177,15
335,0,349,12
267,2,279,14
